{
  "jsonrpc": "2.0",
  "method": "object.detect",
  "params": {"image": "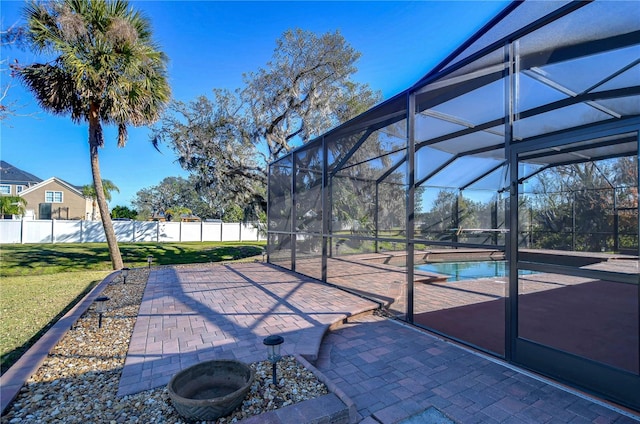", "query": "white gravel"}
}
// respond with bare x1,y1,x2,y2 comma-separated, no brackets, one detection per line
1,267,328,424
